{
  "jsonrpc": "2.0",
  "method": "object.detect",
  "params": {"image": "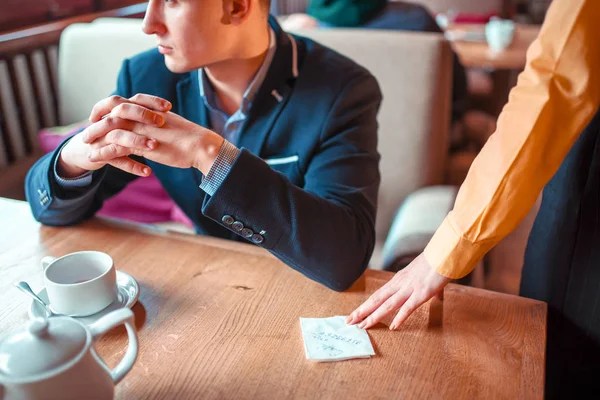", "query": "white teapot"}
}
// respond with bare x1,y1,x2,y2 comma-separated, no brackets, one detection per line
0,308,138,400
